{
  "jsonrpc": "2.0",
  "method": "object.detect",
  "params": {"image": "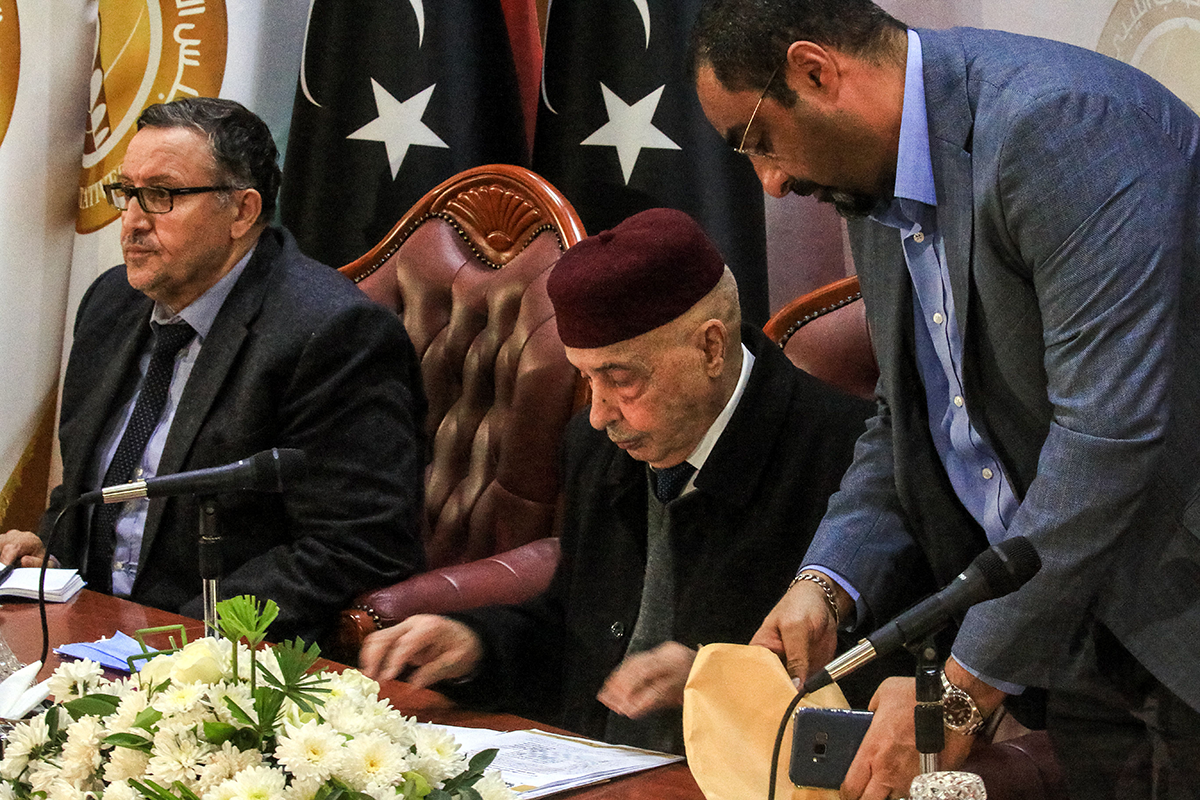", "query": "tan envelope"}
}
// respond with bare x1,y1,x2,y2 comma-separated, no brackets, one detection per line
683,643,847,800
